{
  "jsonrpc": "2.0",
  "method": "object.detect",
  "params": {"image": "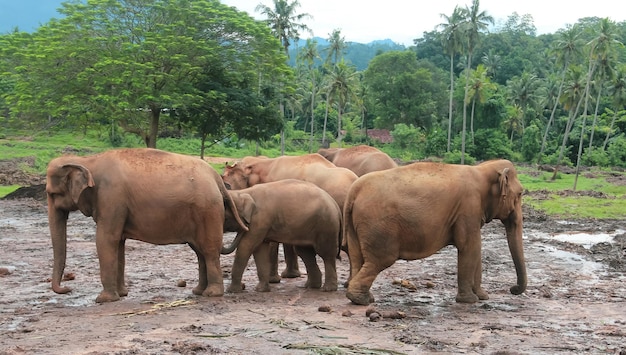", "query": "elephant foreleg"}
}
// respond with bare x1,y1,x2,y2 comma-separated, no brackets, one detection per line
455,237,483,303
95,228,122,303
281,244,301,278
